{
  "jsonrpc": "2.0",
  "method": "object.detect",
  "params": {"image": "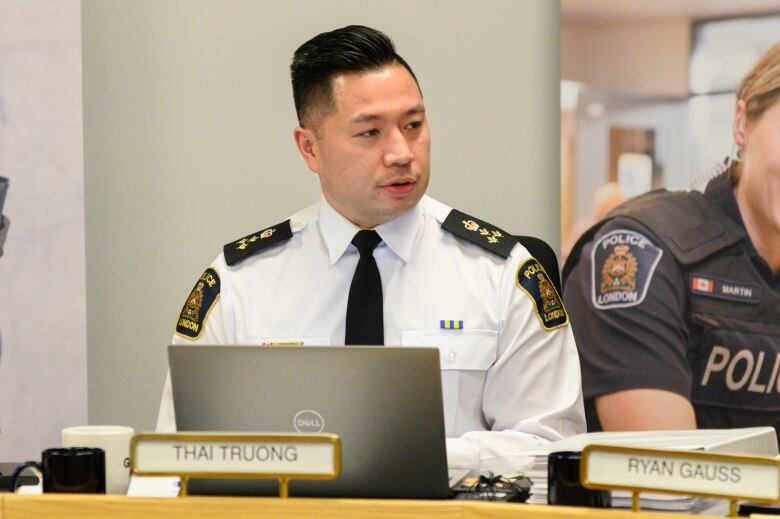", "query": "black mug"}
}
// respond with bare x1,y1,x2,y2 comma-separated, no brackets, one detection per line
548,451,611,507
9,447,106,494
